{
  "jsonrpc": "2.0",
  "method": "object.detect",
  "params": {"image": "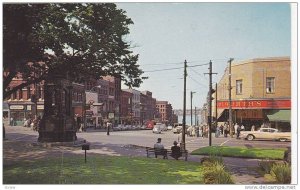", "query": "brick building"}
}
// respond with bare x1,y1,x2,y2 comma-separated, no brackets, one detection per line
156,100,173,125
120,90,133,124
215,57,291,131
141,91,157,124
